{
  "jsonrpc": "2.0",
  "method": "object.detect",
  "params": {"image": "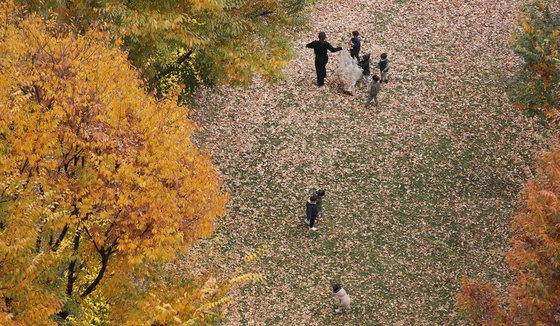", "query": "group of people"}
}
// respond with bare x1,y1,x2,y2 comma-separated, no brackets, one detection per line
304,190,352,314
306,31,390,107
303,30,391,316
